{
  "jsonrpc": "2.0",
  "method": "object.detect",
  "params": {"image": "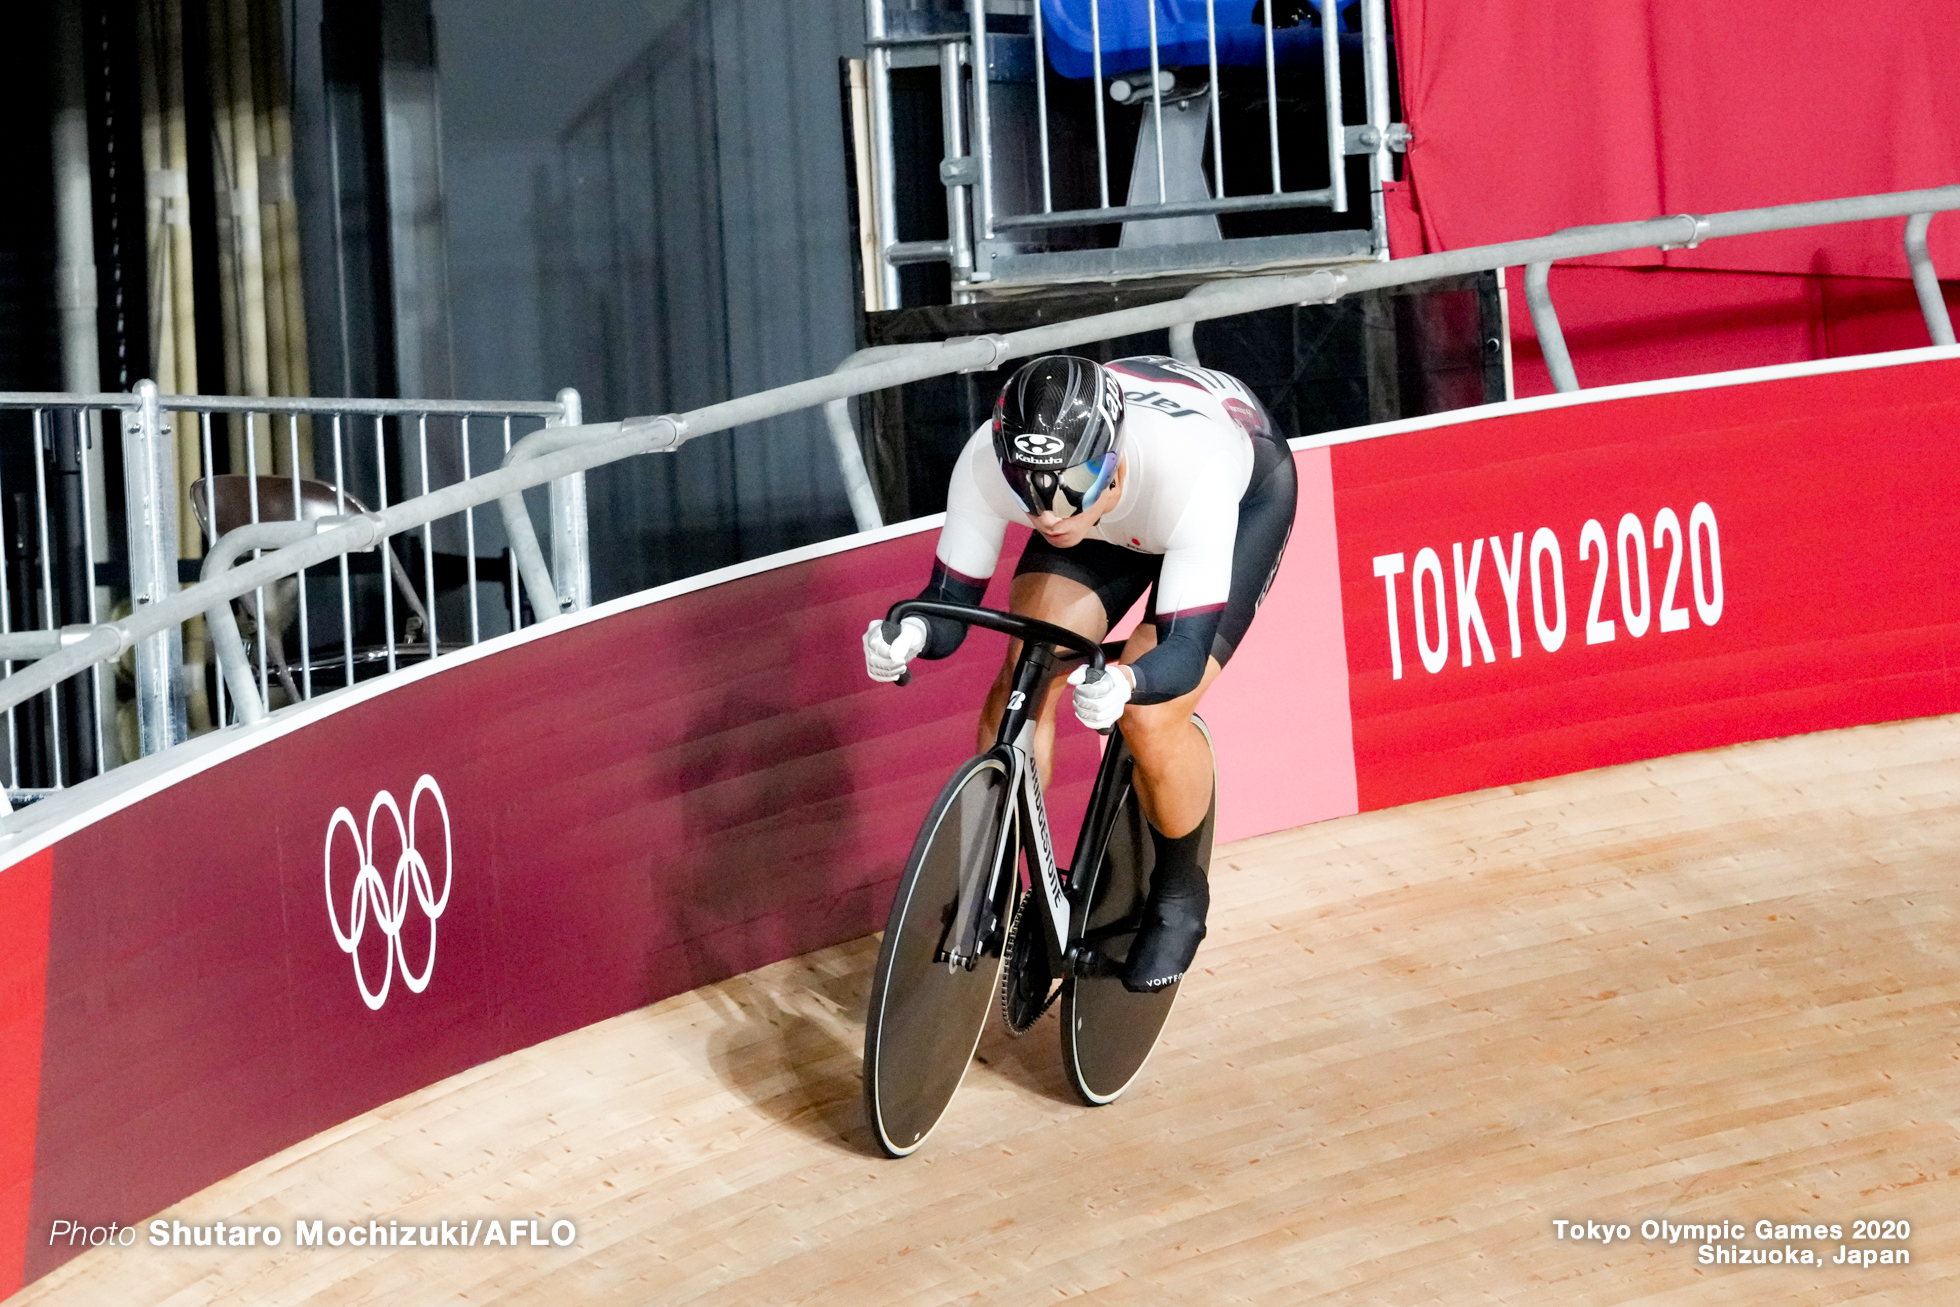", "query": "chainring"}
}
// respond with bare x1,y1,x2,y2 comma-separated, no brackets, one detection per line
999,889,1060,1036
